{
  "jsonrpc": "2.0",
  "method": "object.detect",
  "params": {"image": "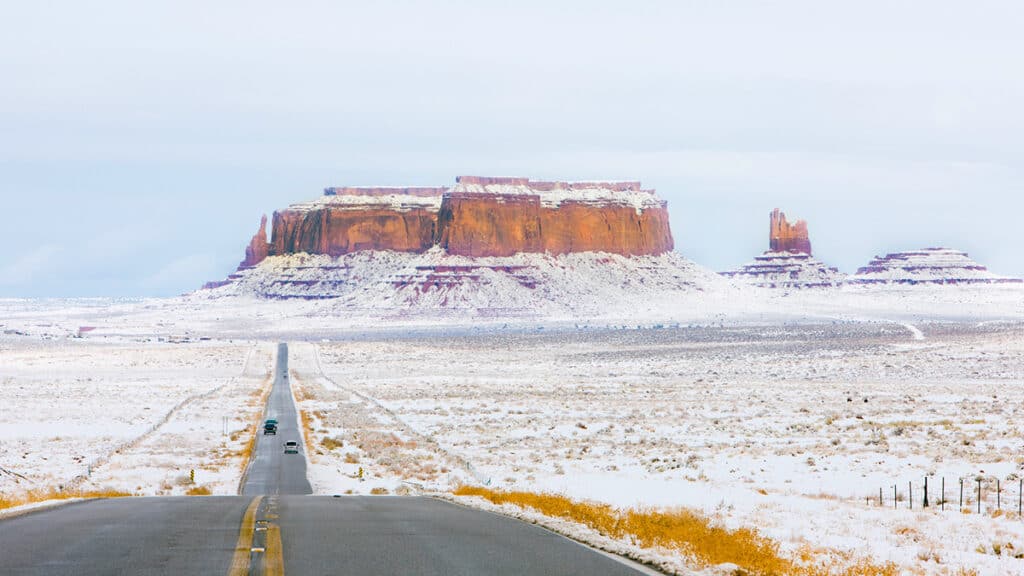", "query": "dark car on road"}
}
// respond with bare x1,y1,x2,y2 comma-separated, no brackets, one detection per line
263,419,278,435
